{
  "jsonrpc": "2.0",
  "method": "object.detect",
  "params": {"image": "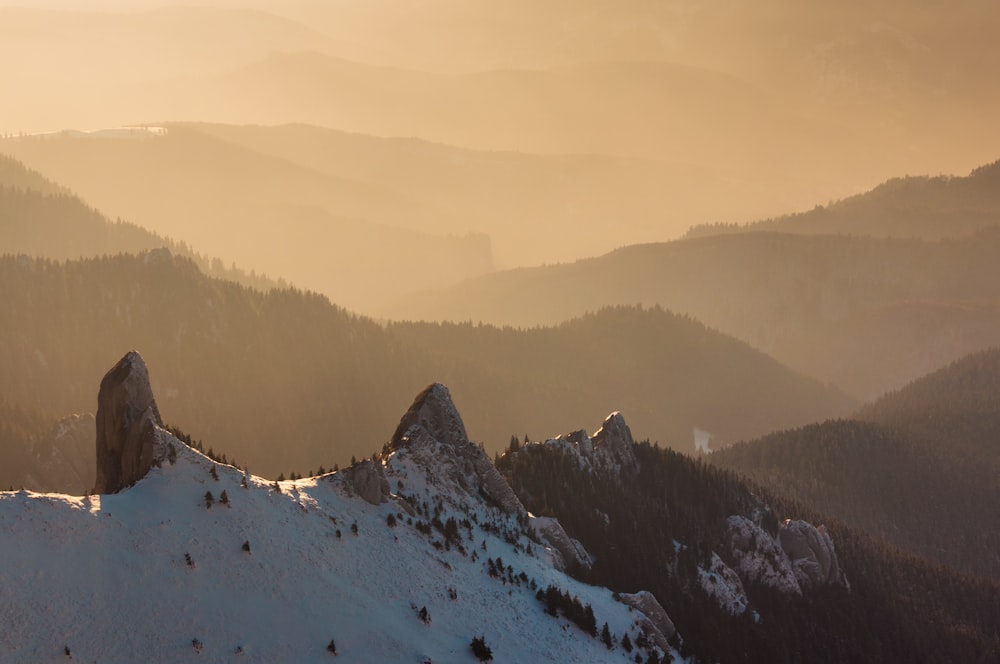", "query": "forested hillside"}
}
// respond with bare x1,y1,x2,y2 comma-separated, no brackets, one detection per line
709,418,1000,581
498,440,1000,663
393,227,1000,399
0,154,282,292
0,252,853,485
687,159,1000,240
